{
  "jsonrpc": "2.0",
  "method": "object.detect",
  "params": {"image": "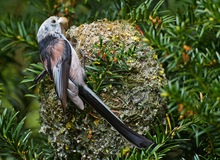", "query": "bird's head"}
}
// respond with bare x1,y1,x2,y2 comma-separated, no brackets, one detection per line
37,16,68,42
